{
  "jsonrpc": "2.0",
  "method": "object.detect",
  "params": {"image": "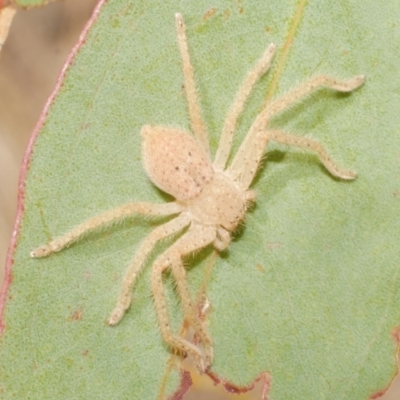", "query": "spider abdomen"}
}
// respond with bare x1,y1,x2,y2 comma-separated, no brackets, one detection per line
187,171,247,231
141,125,213,201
